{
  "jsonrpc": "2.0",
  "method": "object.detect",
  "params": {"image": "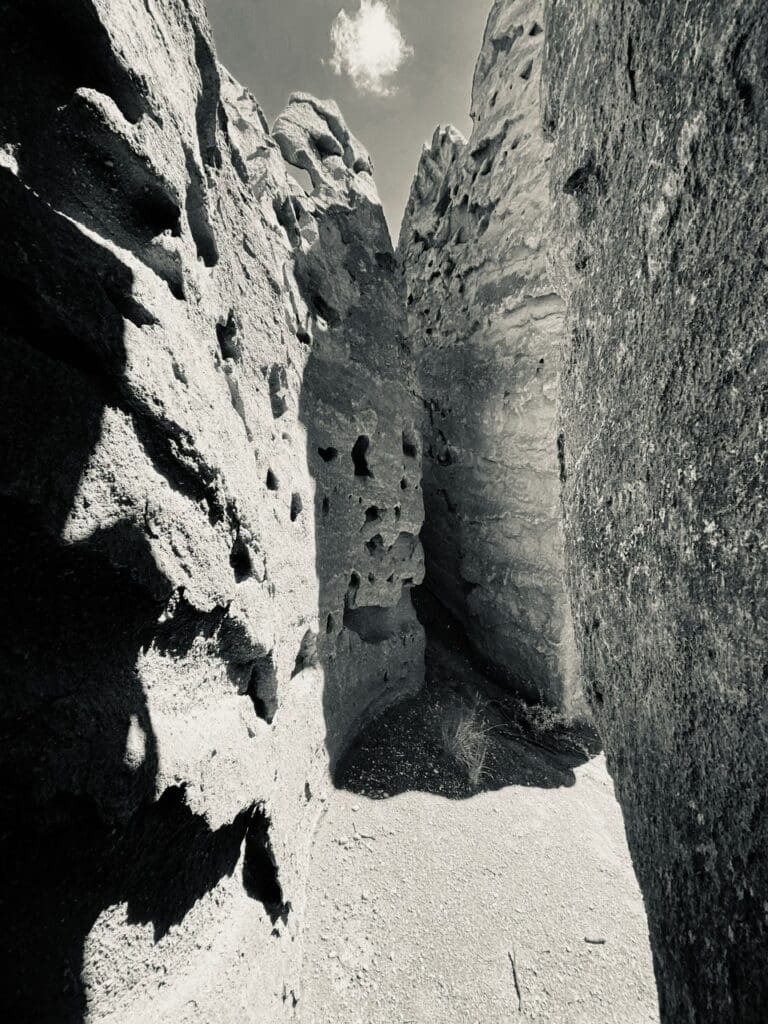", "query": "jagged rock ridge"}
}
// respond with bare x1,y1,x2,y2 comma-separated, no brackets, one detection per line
399,0,583,714
0,1,422,1020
